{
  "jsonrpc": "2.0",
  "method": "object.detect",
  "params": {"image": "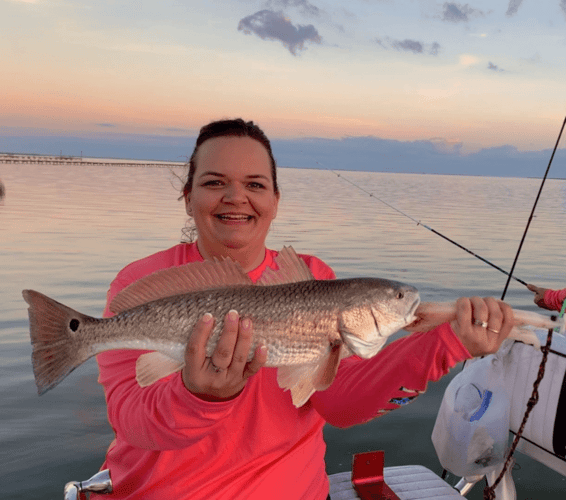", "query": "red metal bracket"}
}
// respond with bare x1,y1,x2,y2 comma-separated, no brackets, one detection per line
351,451,400,500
